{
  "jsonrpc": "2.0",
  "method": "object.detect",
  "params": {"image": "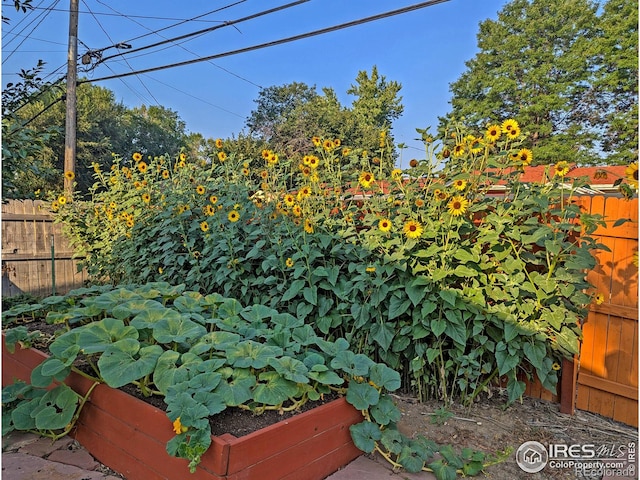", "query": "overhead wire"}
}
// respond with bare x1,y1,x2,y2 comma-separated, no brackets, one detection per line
2,0,62,63
28,6,245,23
80,0,450,85
80,0,160,105
95,0,310,66
2,0,48,40
90,0,262,89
